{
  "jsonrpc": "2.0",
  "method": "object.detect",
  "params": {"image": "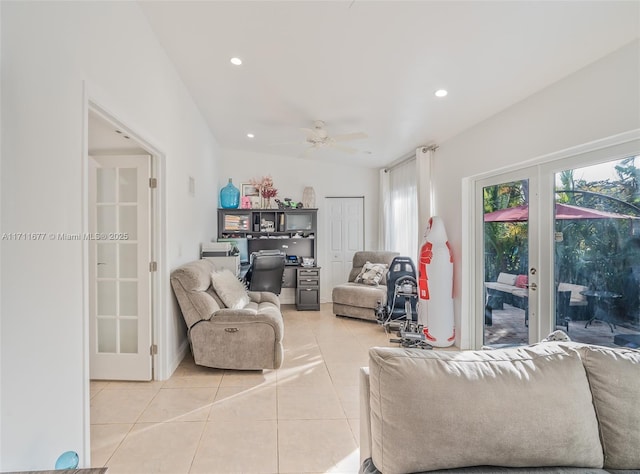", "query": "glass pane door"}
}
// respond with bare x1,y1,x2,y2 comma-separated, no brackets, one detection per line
554,156,640,347
481,178,535,347
95,166,139,354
